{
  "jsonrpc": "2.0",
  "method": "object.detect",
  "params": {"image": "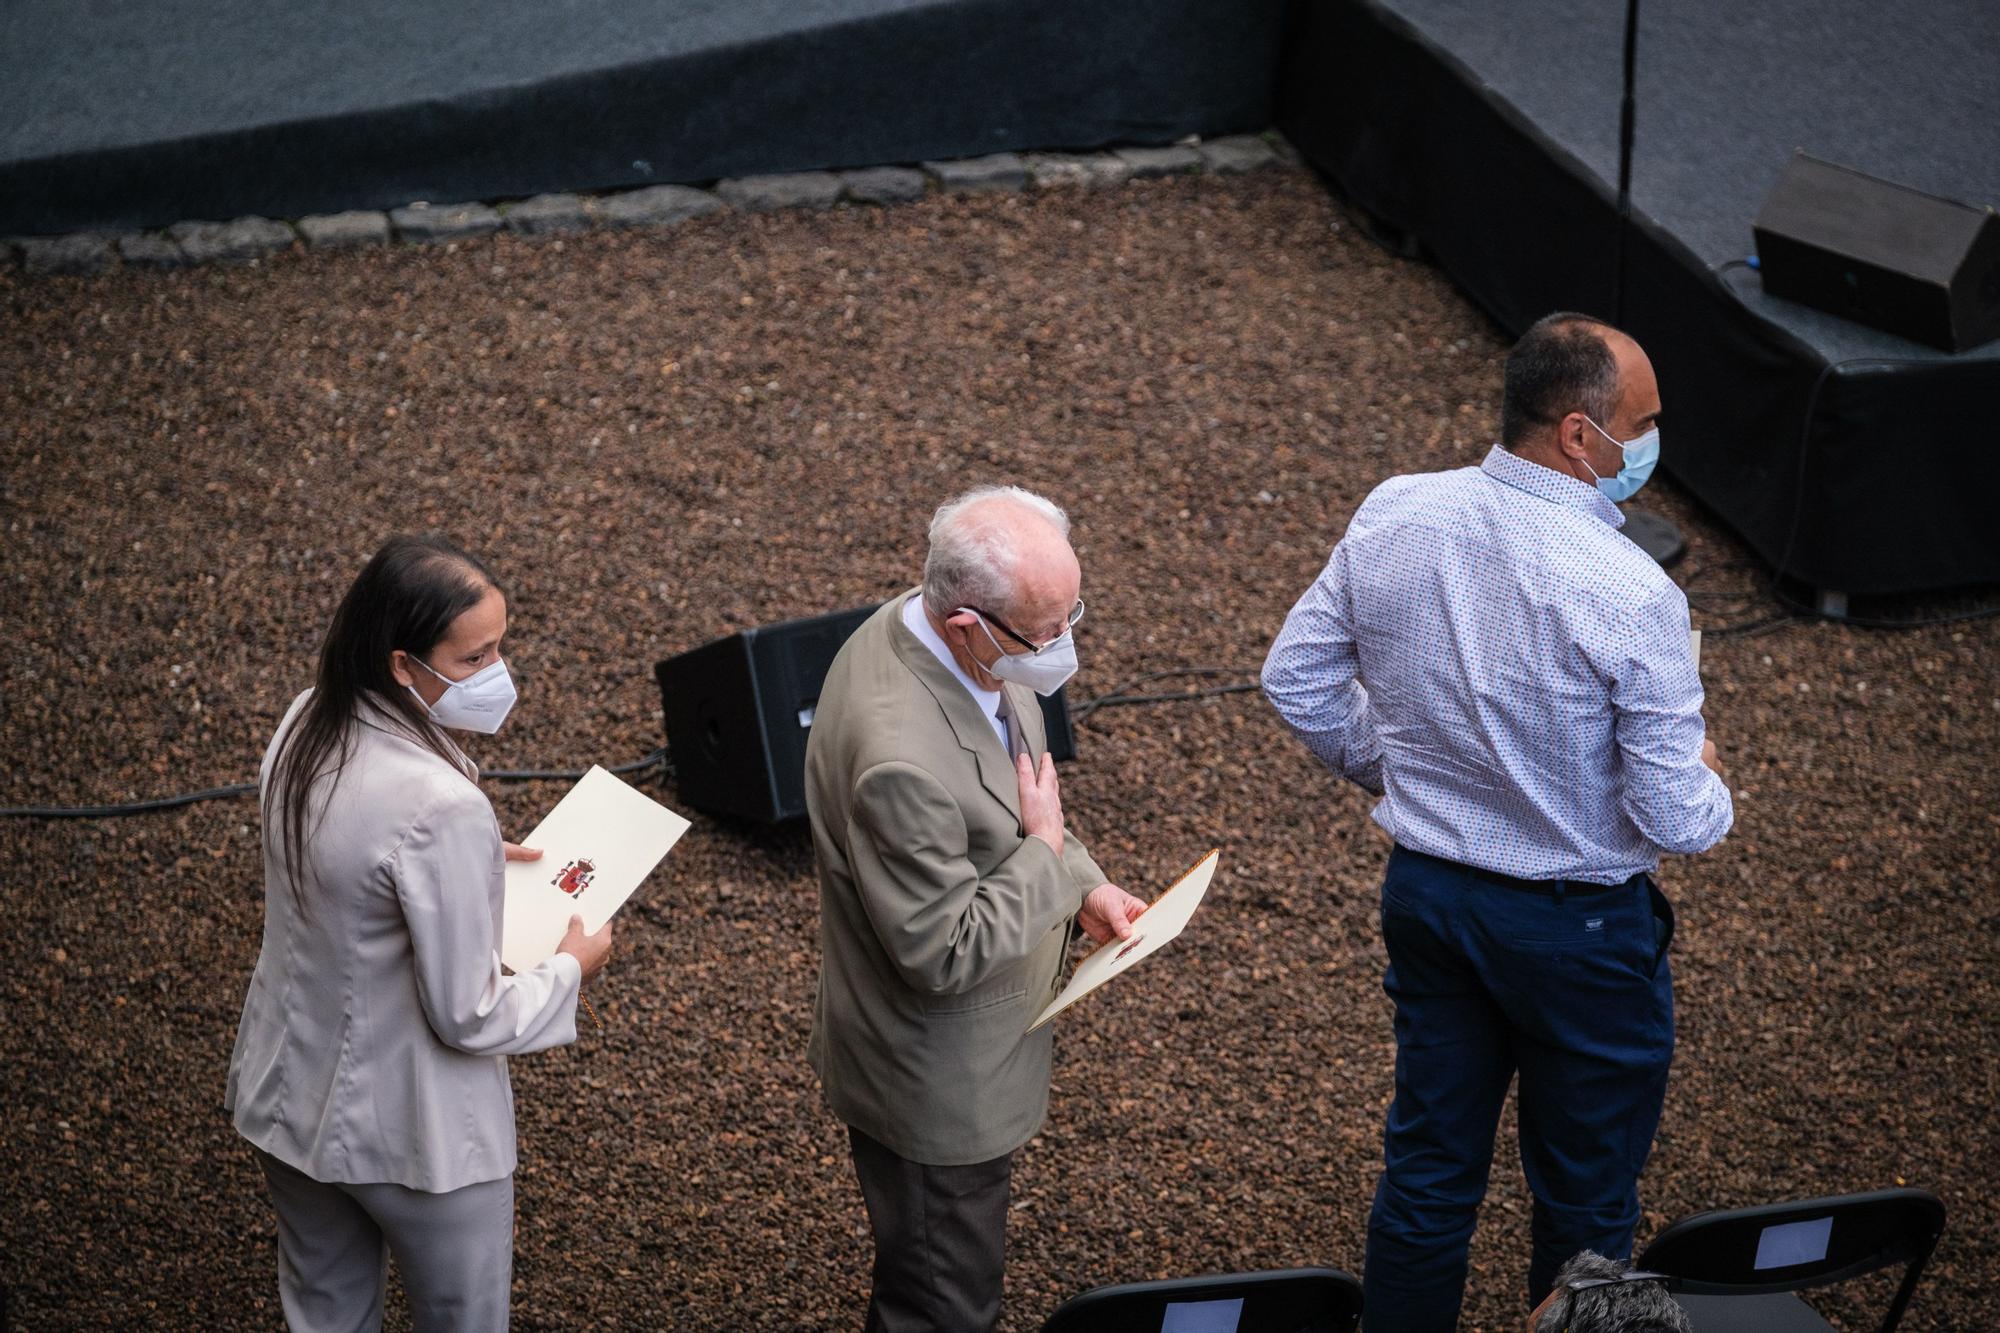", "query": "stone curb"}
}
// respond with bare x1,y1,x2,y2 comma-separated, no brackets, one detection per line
1,130,1297,277
116,233,191,268
716,172,843,213
839,166,927,206
18,233,116,276
389,202,503,243
1113,145,1204,178
297,211,391,249
502,193,596,235
597,185,723,228
921,153,1028,195
1198,134,1280,175
168,216,296,264
1023,152,1133,190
